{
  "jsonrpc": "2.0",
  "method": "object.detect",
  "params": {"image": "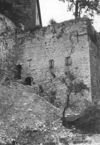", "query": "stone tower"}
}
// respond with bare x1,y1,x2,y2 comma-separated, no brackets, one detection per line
0,0,42,30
